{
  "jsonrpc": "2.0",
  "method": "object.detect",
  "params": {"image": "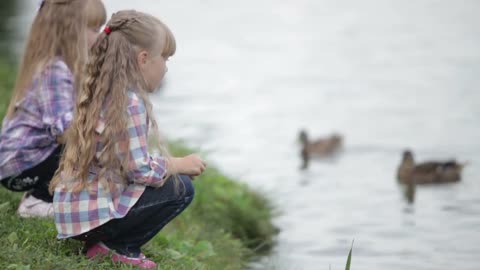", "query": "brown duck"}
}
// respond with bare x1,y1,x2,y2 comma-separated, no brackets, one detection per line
299,130,343,169
397,150,467,184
